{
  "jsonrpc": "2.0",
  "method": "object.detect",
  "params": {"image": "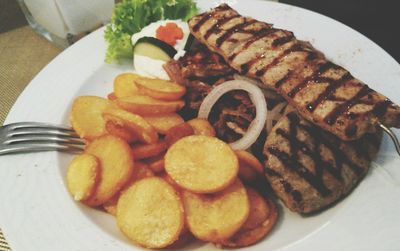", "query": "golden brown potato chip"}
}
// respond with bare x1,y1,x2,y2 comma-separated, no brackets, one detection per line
102,107,158,144
103,194,119,216
132,162,155,180
235,150,264,174
105,120,138,143
115,95,184,115
135,77,186,101
117,177,184,248
242,188,270,230
216,188,278,248
165,135,238,193
238,162,258,183
66,153,100,202
161,173,181,191
103,162,154,215
166,232,194,249
143,153,165,173
70,96,112,140
164,122,194,147
131,141,167,160
113,73,140,98
182,179,249,242
143,113,184,134
187,118,216,137
107,92,117,101
84,135,134,206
